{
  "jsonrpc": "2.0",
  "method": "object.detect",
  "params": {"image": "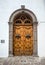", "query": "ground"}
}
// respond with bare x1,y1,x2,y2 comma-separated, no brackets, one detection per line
0,56,45,65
